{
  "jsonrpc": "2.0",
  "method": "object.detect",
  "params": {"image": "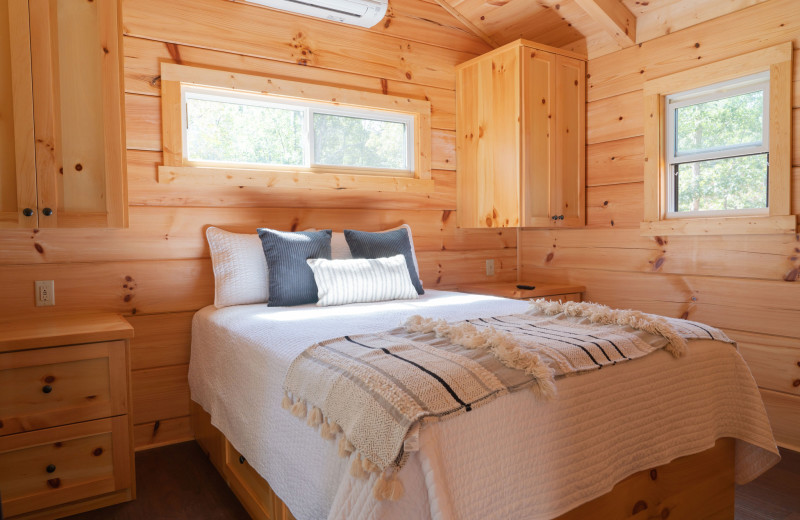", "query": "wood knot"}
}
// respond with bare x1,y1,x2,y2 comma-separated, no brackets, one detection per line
545,252,554,262
44,375,55,383
632,500,648,514
649,469,657,480
574,79,578,86
47,478,61,489
75,163,83,171
93,447,104,456
694,42,700,48
792,379,800,388
661,507,670,519
34,243,44,254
